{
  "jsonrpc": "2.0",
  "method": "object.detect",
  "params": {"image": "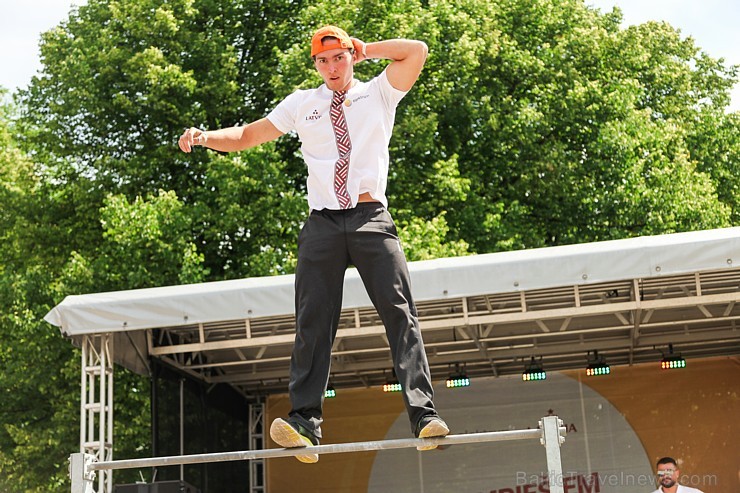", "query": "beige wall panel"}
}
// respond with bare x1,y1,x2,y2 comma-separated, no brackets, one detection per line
266,357,739,492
